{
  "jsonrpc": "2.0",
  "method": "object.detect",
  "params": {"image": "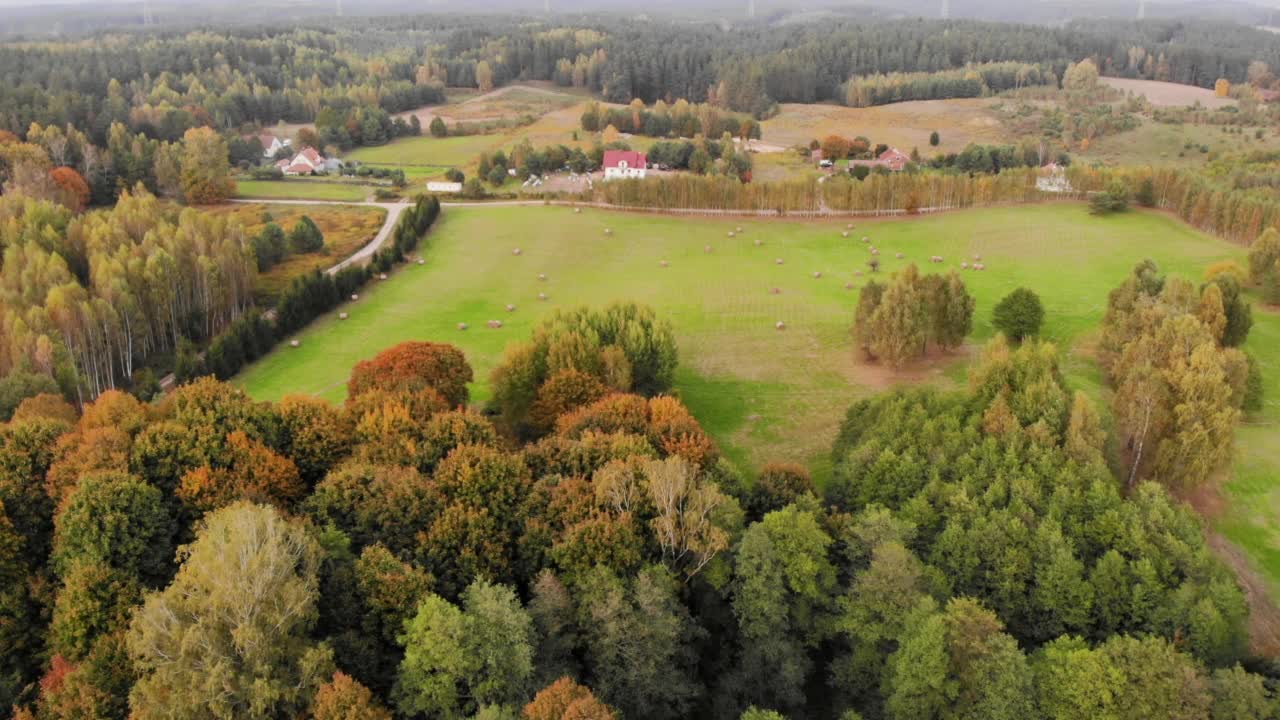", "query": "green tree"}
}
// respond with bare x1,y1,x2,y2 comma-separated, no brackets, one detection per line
394,580,535,719
1247,227,1280,286
929,131,940,147
52,470,174,583
49,562,142,662
126,502,333,720
178,127,235,204
991,287,1044,341
289,215,325,253
430,117,448,138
